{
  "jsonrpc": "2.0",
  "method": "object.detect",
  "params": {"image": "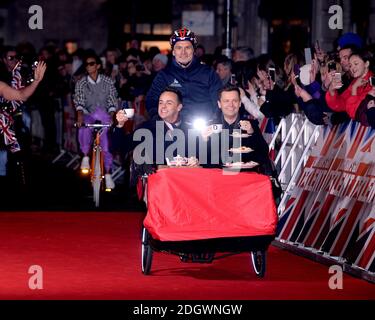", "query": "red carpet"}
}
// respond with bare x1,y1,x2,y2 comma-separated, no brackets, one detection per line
0,212,374,300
